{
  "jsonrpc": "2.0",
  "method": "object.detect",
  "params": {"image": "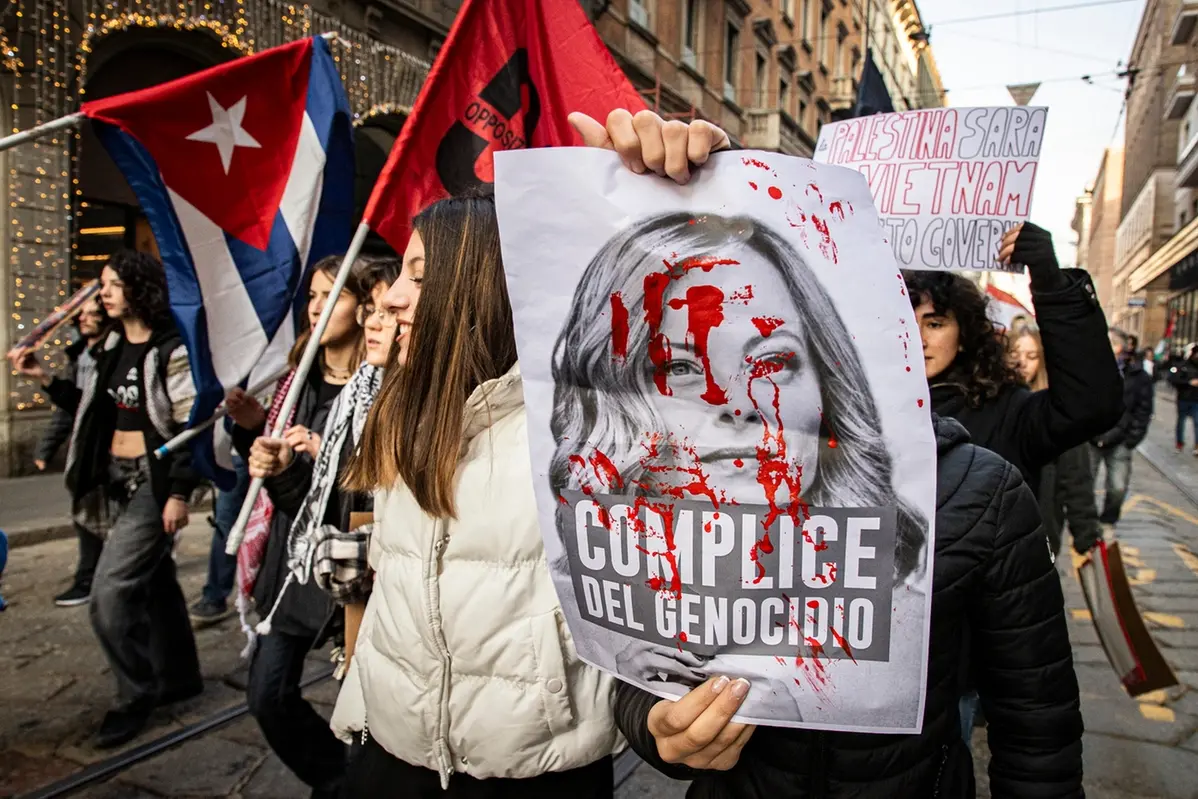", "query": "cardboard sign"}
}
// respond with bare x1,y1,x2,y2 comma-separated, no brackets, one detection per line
494,148,937,732
814,107,1047,272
